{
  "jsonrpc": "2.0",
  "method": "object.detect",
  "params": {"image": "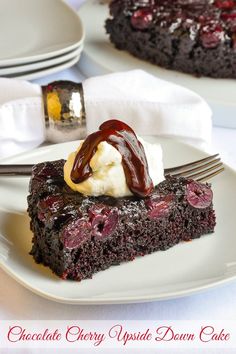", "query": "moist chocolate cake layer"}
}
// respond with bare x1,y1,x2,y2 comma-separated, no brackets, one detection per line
27,160,215,281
